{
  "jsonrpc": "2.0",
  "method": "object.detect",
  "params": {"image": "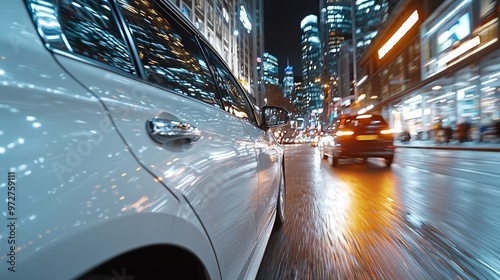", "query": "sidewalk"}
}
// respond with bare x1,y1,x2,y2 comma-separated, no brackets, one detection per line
394,139,500,152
